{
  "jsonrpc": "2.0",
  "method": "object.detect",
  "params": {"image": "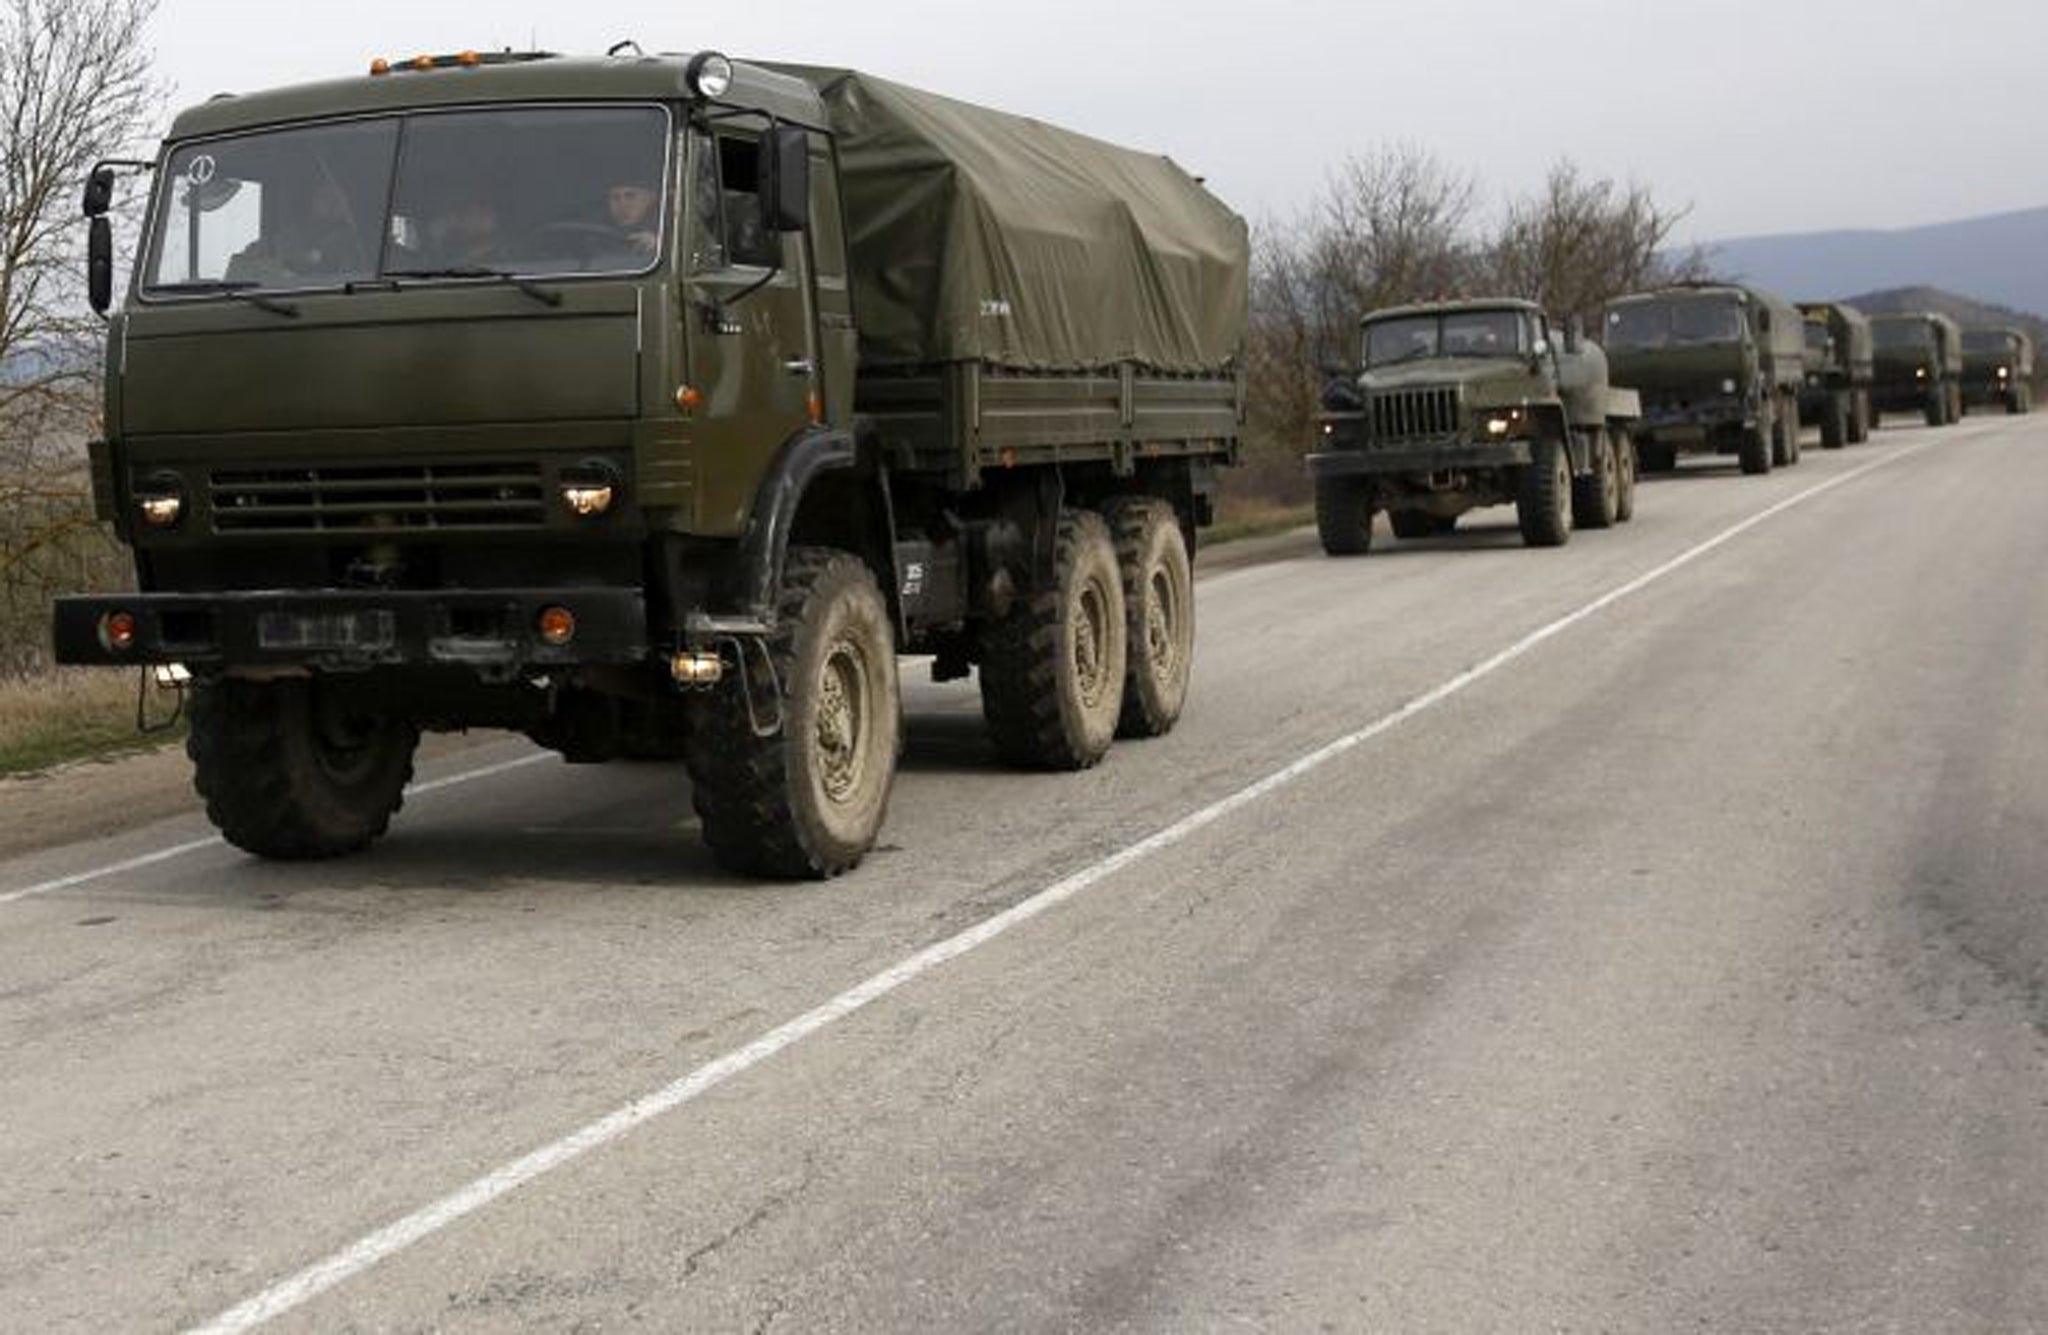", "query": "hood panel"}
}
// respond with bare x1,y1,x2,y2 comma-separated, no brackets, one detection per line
121,294,640,436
